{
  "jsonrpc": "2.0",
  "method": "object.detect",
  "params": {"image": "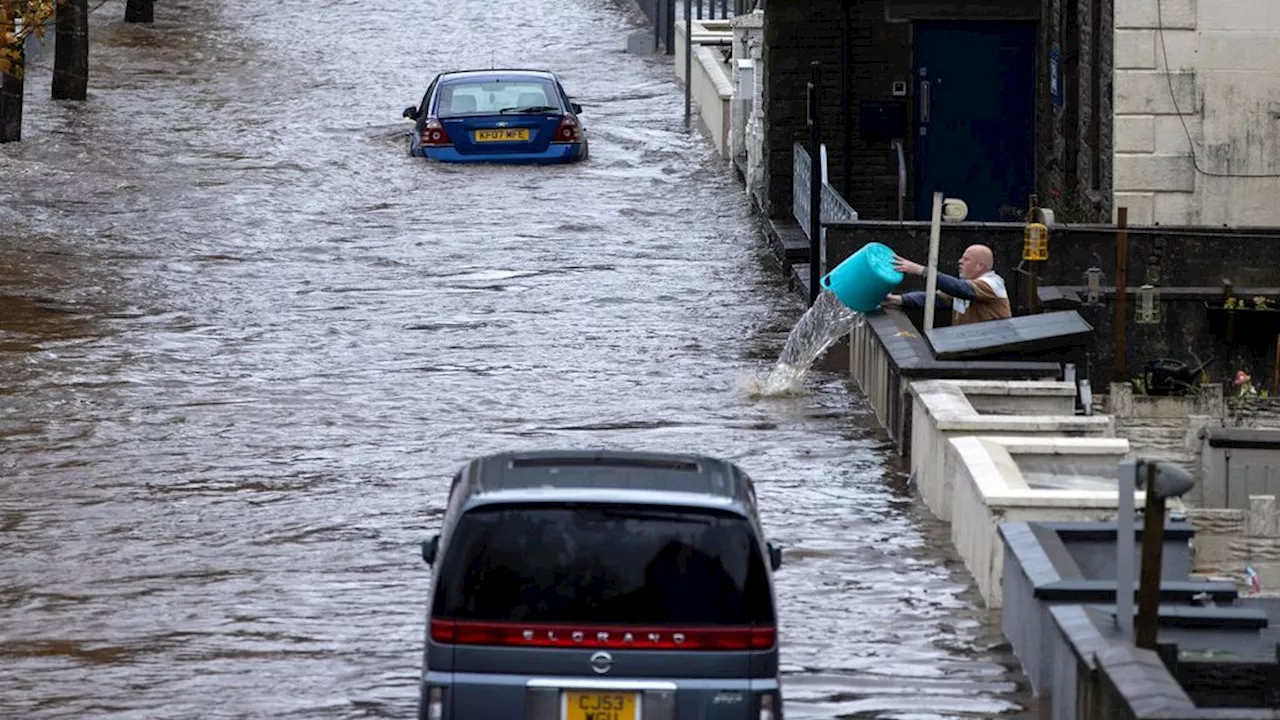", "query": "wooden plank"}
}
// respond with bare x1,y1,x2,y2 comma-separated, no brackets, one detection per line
925,310,1094,360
